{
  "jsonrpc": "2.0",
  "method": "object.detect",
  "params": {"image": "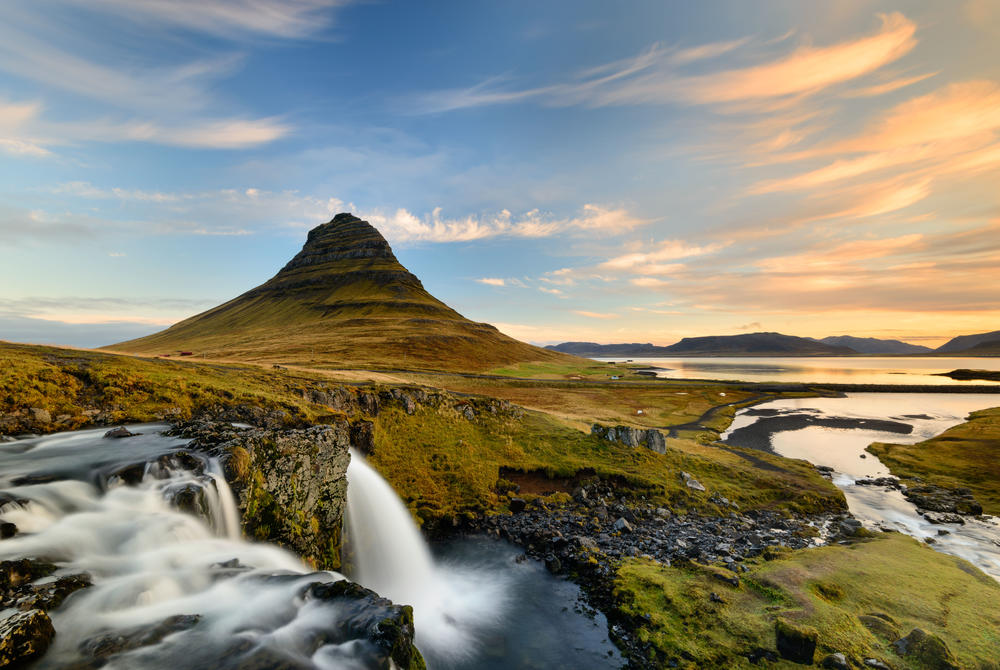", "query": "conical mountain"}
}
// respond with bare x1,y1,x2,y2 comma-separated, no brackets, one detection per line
109,213,577,371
